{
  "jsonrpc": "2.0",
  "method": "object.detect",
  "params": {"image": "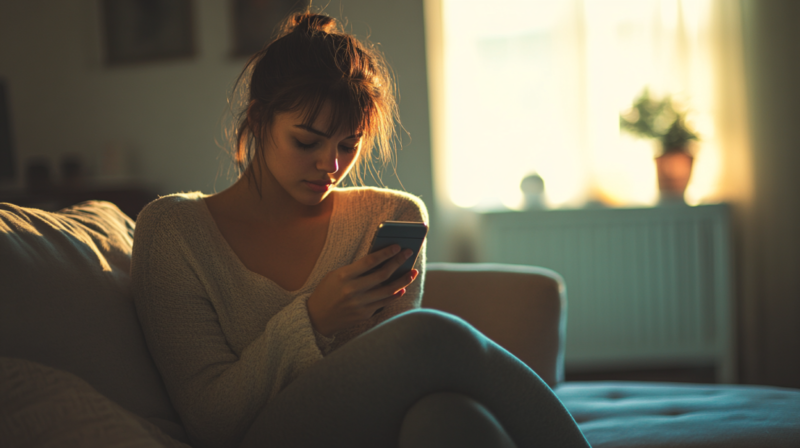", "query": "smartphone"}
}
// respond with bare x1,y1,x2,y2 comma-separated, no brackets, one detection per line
367,221,428,284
